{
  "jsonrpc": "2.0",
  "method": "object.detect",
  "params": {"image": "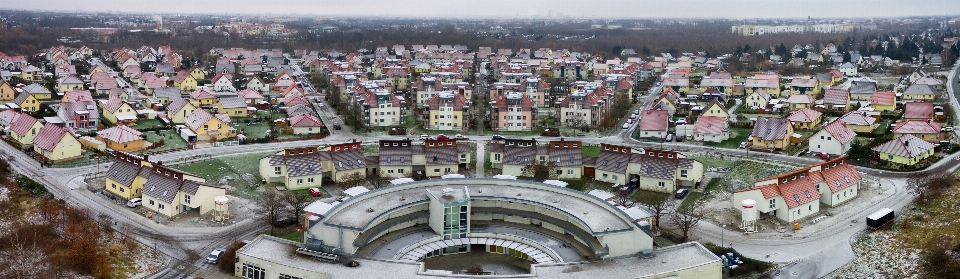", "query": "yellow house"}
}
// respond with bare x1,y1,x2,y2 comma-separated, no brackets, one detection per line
744,74,782,98
217,97,250,118
167,98,198,124
428,92,468,130
785,94,815,110
104,159,151,200
872,134,936,166
871,91,896,112
174,71,198,91
288,113,325,135
700,99,728,119
837,111,878,133
663,78,690,93
101,98,138,124
745,89,771,109
189,65,207,81
821,89,851,111
33,123,81,163
259,147,325,190
22,84,53,100
902,84,936,102
97,125,146,152
788,78,820,96
0,81,14,101
189,89,219,107
141,174,225,217
183,108,234,141
786,108,823,130
13,92,40,113
892,120,941,142
8,113,43,146
751,117,794,150
90,64,108,74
